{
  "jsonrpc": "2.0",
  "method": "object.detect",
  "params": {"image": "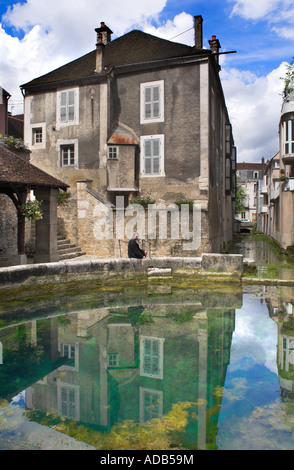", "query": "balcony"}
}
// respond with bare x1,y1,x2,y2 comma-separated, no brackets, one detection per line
270,187,280,200
283,177,294,192
282,153,294,164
